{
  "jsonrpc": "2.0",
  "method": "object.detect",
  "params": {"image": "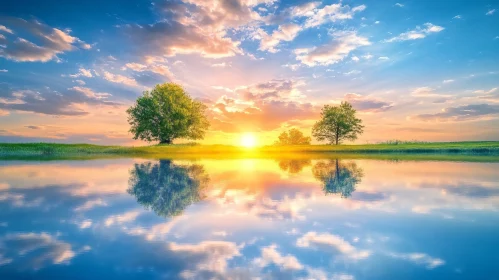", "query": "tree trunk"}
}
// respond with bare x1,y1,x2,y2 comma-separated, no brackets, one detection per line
159,139,172,145
335,126,339,145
